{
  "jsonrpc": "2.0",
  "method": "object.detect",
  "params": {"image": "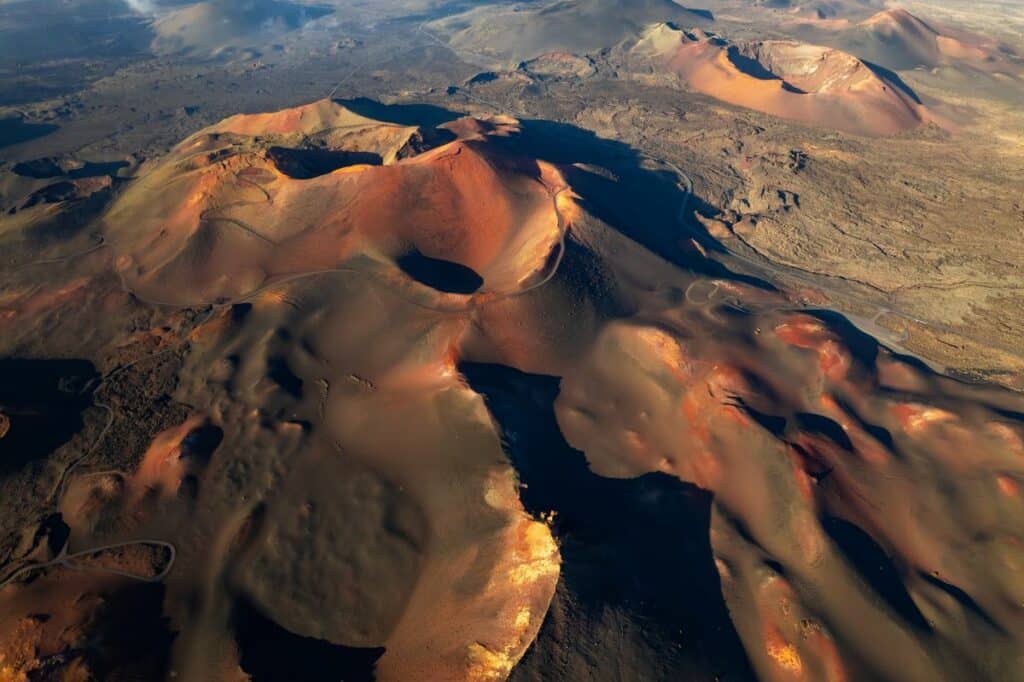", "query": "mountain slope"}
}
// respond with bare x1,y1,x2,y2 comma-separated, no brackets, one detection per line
430,0,713,63
633,24,932,135
151,0,332,56
841,8,1023,74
